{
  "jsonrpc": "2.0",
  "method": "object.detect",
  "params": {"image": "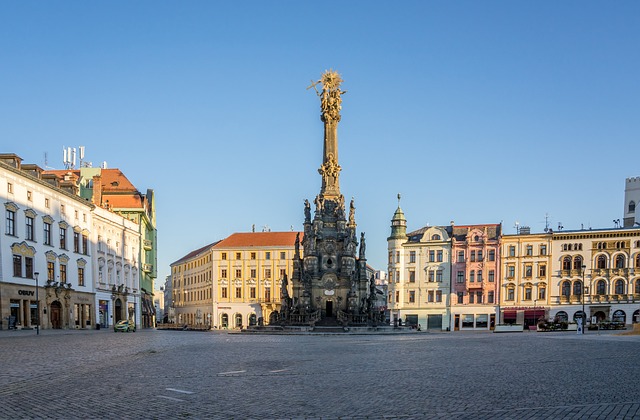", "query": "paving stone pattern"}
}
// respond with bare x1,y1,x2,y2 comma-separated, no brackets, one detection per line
0,329,639,419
